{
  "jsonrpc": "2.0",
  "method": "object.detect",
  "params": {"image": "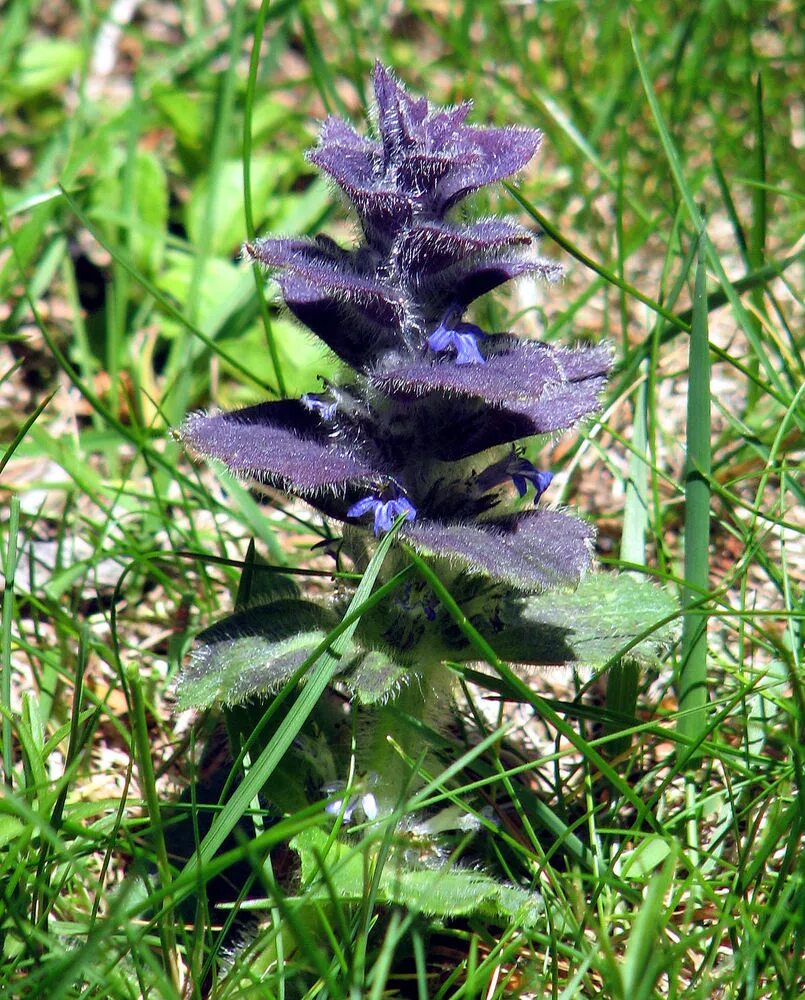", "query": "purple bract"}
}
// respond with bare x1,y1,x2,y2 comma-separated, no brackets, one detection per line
180,63,609,593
